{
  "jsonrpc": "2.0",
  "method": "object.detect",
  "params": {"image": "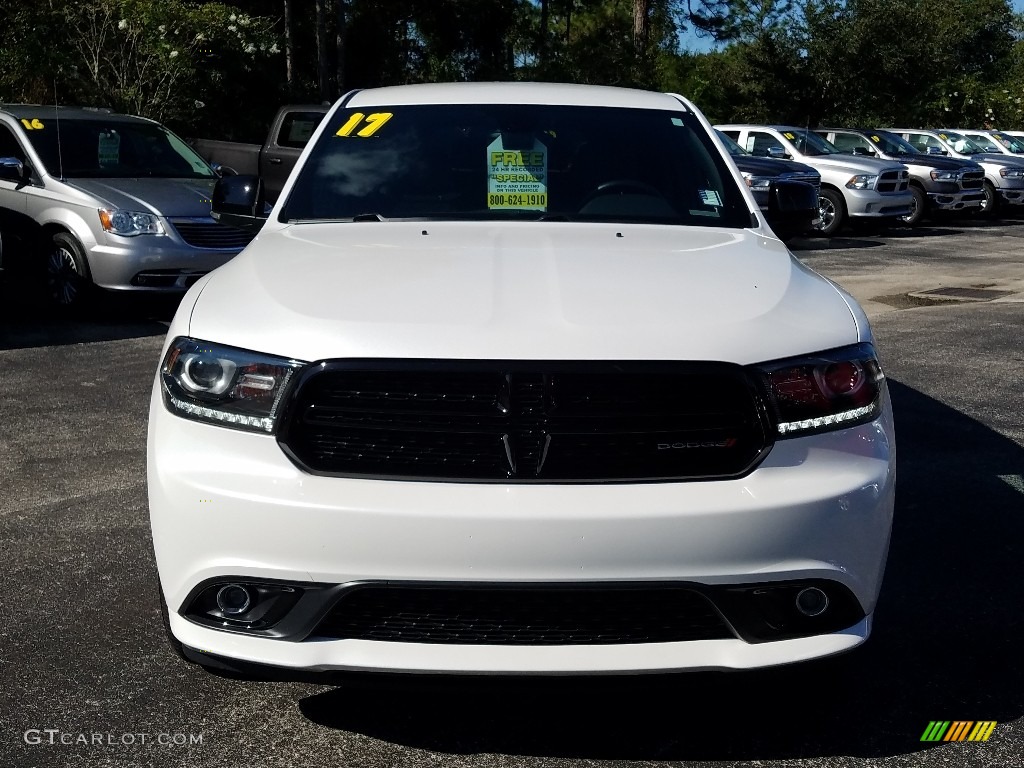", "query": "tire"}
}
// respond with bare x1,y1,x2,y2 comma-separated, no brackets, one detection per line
901,186,927,226
814,189,845,237
978,180,999,219
45,232,93,309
